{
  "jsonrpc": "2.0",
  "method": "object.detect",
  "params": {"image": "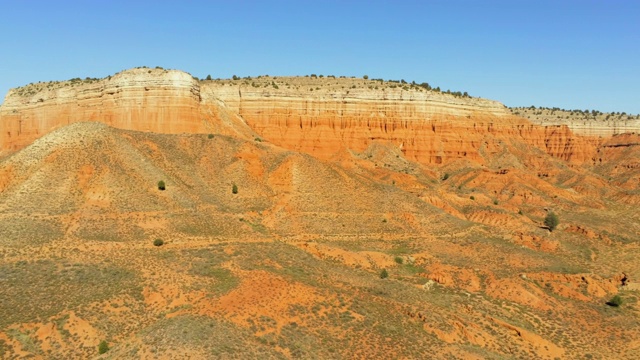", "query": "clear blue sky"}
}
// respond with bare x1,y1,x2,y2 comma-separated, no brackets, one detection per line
1,0,638,113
